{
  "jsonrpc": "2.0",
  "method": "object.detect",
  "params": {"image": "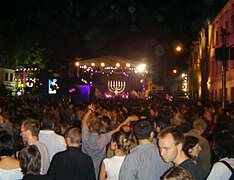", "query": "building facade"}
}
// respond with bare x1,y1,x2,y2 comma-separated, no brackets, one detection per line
190,0,234,103
209,0,234,103
189,21,212,101
0,53,15,95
